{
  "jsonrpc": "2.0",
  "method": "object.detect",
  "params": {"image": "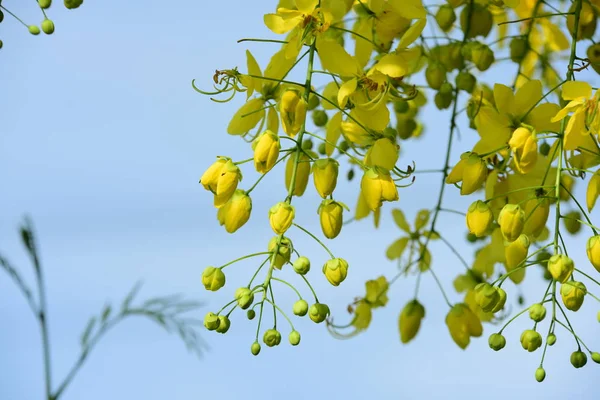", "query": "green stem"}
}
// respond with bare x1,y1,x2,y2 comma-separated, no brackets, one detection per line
271,277,302,299
293,223,335,258
220,252,272,269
